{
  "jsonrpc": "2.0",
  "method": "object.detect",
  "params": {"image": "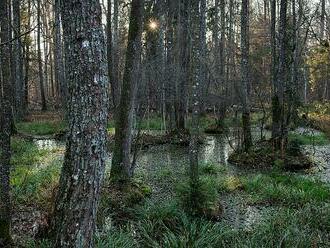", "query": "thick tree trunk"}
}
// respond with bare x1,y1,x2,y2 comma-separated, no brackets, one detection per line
240,0,252,151
0,0,13,245
111,0,145,182
51,0,108,246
